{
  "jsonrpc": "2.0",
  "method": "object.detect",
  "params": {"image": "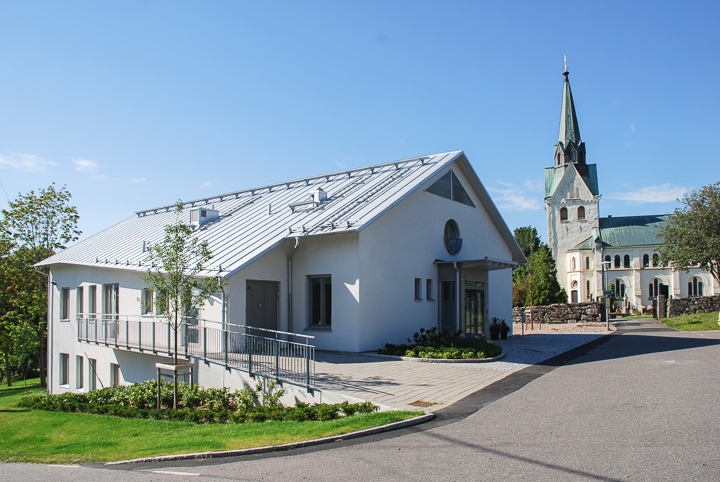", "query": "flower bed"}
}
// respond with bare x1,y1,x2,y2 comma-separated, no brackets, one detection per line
17,380,377,423
378,327,502,359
